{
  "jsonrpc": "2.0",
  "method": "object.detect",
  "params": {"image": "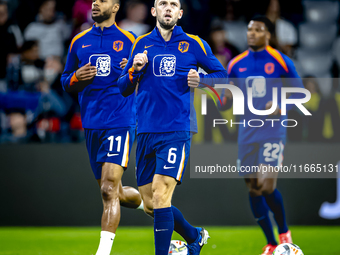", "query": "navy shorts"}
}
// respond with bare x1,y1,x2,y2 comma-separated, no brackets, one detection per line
136,132,191,186
237,138,285,176
84,127,136,179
